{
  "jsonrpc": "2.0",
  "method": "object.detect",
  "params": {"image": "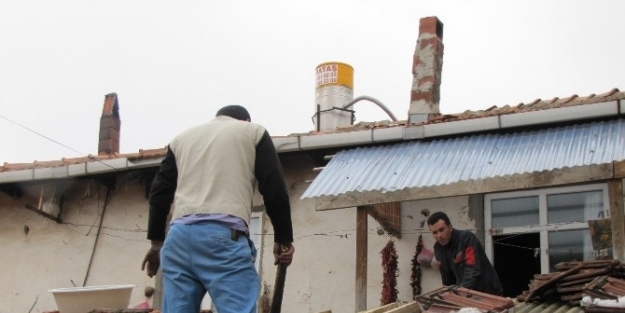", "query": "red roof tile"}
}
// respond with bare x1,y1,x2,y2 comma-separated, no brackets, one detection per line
2,88,623,173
